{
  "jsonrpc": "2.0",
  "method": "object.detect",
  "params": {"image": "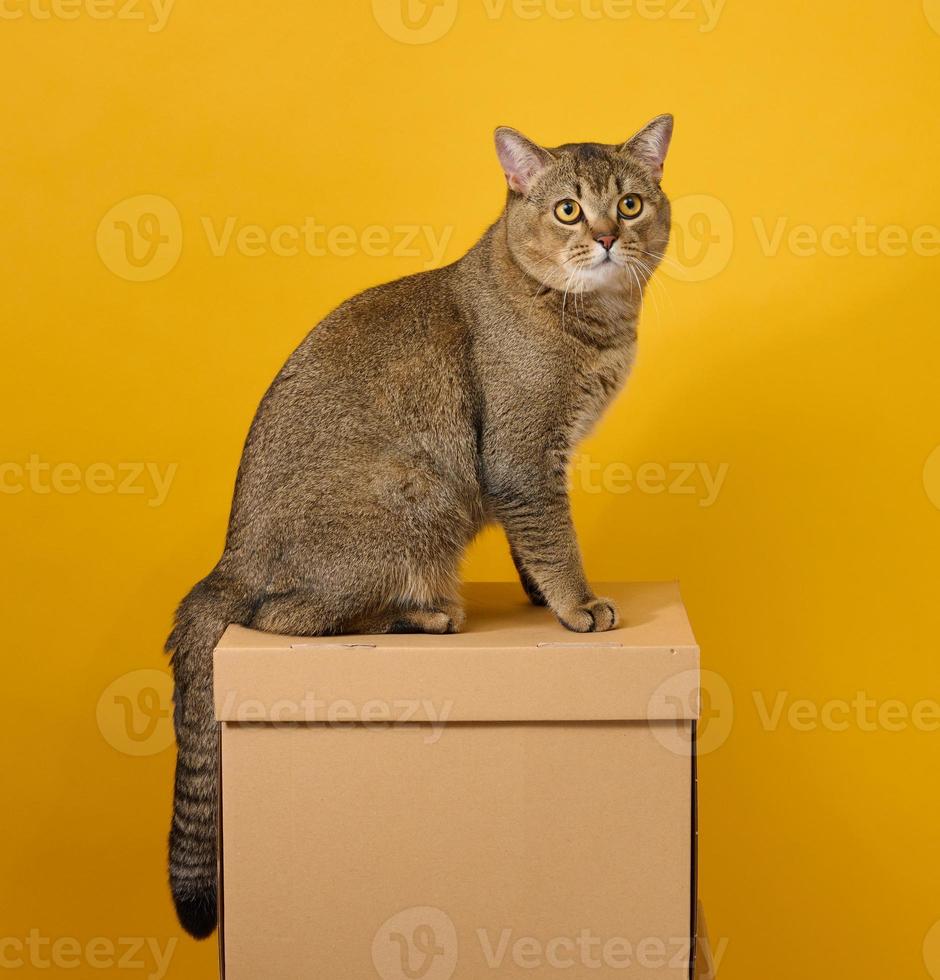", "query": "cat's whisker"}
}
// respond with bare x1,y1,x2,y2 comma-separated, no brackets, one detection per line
572,265,589,330
629,254,675,316
628,262,644,305
631,243,685,274
561,260,589,331
629,247,683,274
620,246,677,318
632,261,663,322
561,268,576,329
